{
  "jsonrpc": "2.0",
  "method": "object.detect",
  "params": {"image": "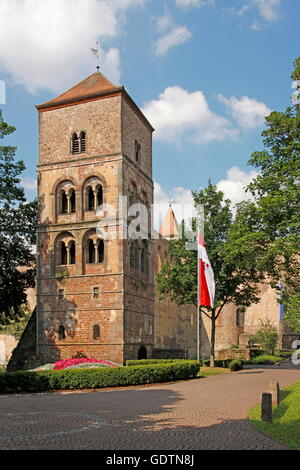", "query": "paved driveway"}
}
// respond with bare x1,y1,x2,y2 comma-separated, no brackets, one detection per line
0,364,299,450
